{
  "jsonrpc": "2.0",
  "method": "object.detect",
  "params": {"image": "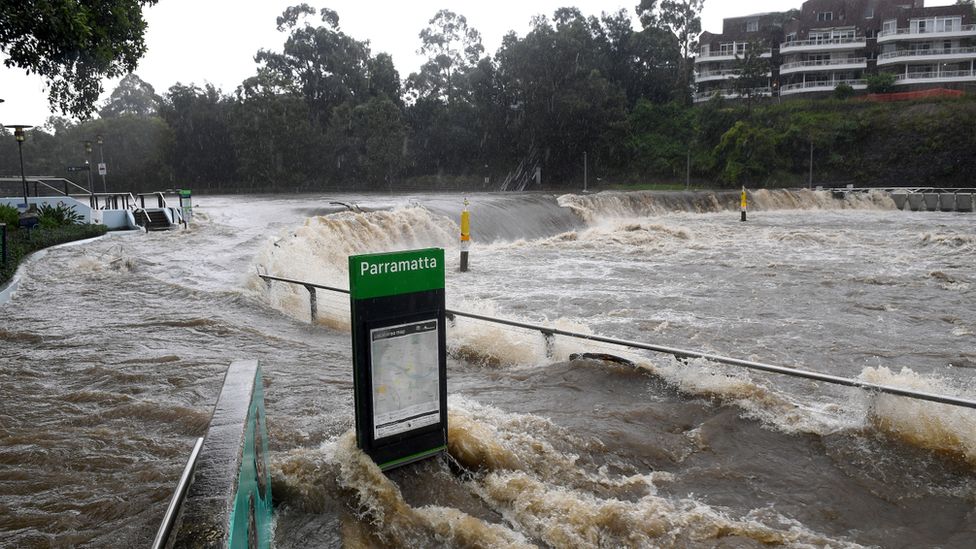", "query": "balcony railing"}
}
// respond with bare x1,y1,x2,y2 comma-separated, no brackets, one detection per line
780,37,866,51
779,57,867,73
696,69,741,80
780,79,866,95
695,49,773,63
877,46,976,63
878,24,976,40
693,87,772,103
894,69,976,82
